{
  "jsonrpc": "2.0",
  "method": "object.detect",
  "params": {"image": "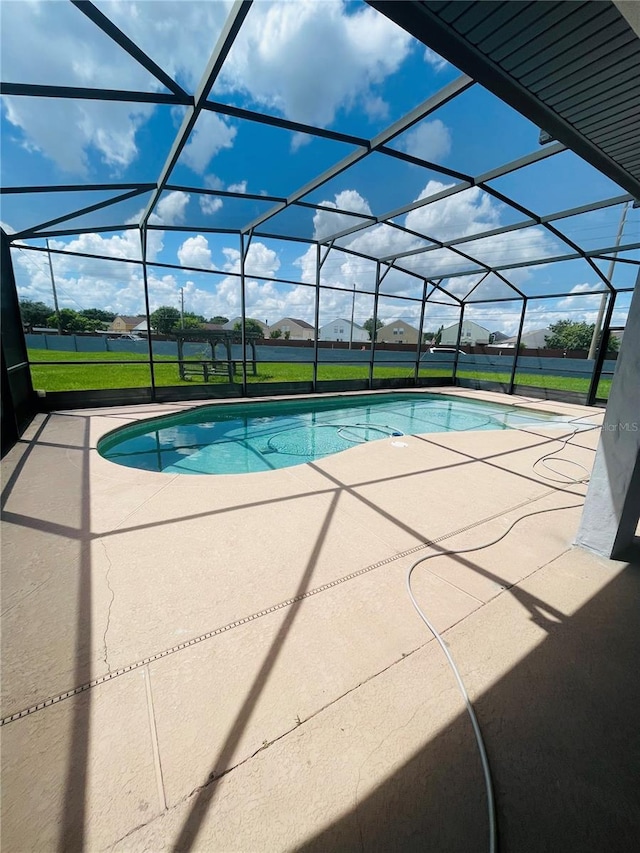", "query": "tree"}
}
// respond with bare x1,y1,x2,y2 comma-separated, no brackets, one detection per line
19,299,53,328
434,325,443,345
181,315,204,330
150,306,181,335
544,319,618,352
233,319,264,338
46,308,96,333
79,308,115,323
210,315,229,325
283,330,290,340
363,317,383,341
270,329,282,339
